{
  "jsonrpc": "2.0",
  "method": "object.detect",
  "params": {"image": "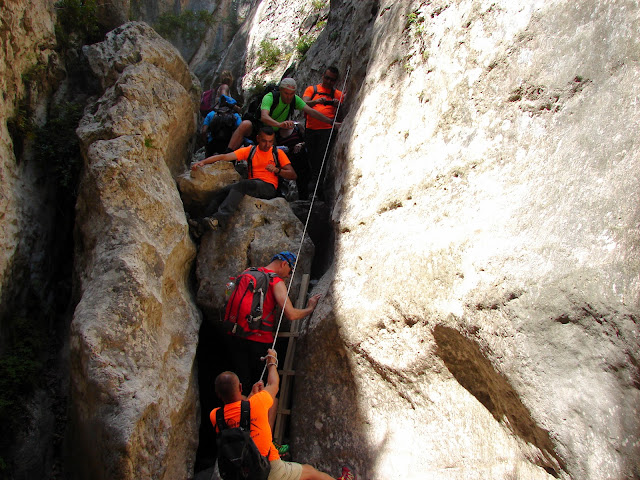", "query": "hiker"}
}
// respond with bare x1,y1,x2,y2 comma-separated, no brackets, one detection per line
302,67,344,199
212,353,355,480
223,251,321,401
201,71,245,156
201,95,243,157
189,126,296,235
261,78,338,144
200,70,240,116
200,71,245,155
